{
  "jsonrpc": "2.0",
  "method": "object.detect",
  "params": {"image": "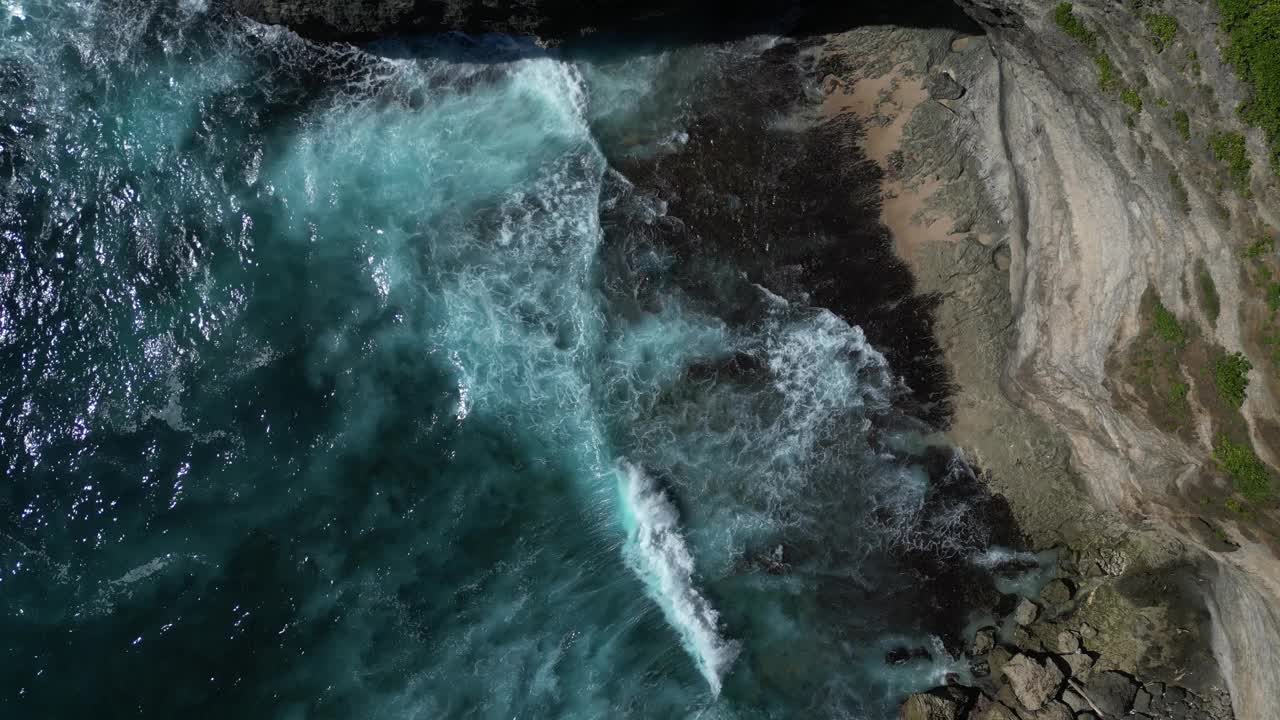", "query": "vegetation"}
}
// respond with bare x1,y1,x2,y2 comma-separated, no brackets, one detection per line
1095,52,1121,93
1153,300,1187,345
1198,262,1221,326
1054,2,1097,48
1173,110,1191,141
1215,434,1275,503
1216,0,1280,173
1144,13,1179,52
1214,351,1253,408
1210,130,1253,195
1270,282,1280,313
1245,235,1274,258
1122,87,1143,113
1225,496,1248,515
